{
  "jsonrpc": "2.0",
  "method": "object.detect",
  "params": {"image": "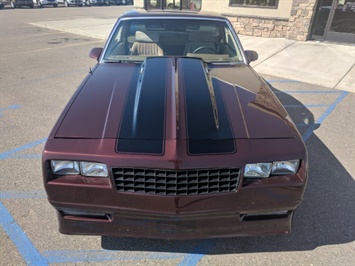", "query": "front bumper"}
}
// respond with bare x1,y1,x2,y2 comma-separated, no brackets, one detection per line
43,137,307,239
46,164,306,239
56,208,295,239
